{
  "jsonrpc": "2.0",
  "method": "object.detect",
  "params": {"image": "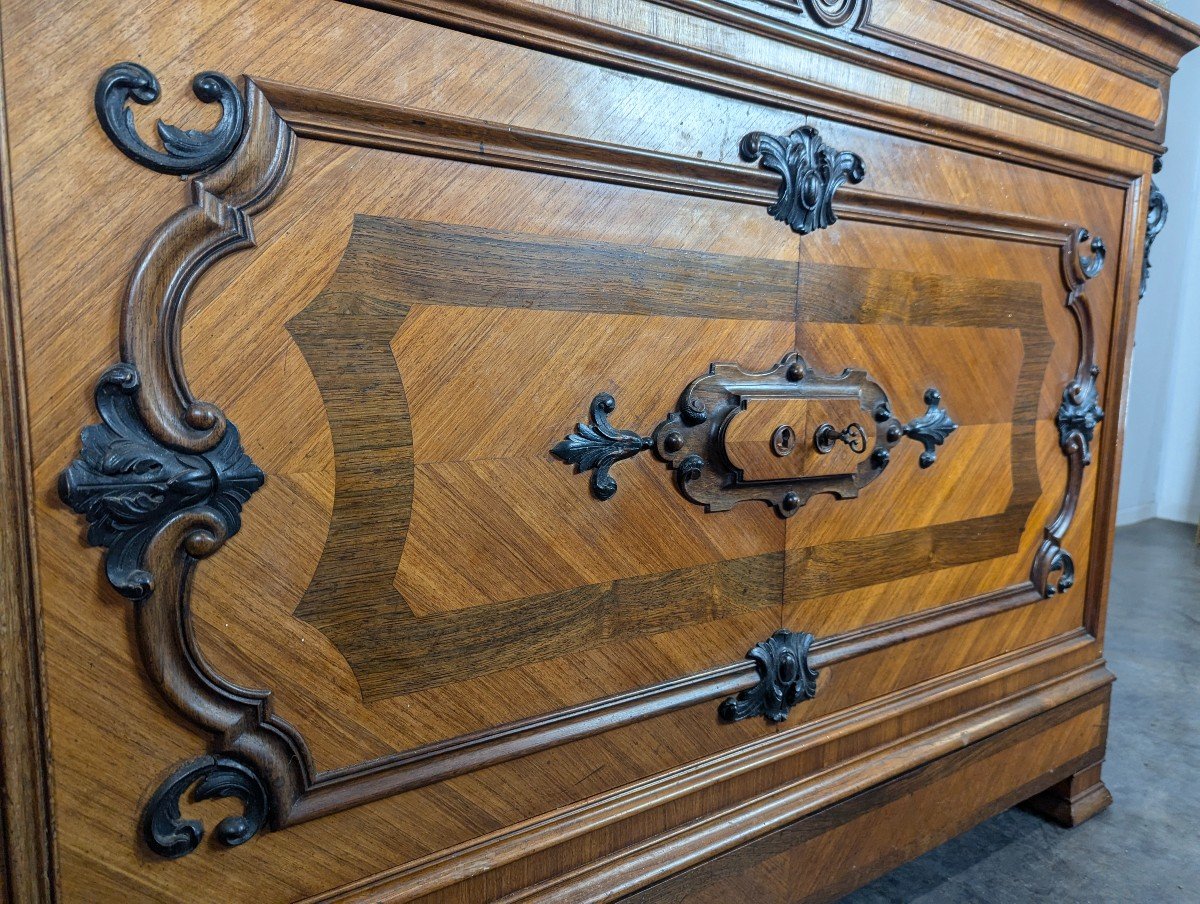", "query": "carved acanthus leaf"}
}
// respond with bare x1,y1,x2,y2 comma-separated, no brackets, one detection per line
552,393,652,500
720,630,819,723
59,364,264,600
740,126,865,235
